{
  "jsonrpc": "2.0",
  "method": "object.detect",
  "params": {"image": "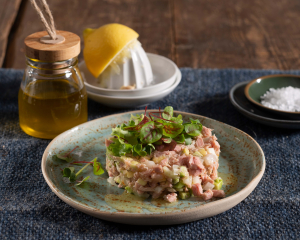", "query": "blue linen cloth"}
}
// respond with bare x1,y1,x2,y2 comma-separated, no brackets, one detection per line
0,68,299,239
